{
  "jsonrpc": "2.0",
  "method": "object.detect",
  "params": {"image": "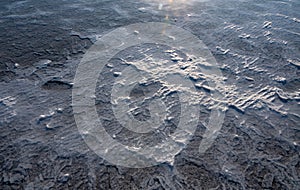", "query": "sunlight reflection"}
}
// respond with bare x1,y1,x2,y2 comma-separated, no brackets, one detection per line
141,0,207,19
142,0,199,11
141,0,200,33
